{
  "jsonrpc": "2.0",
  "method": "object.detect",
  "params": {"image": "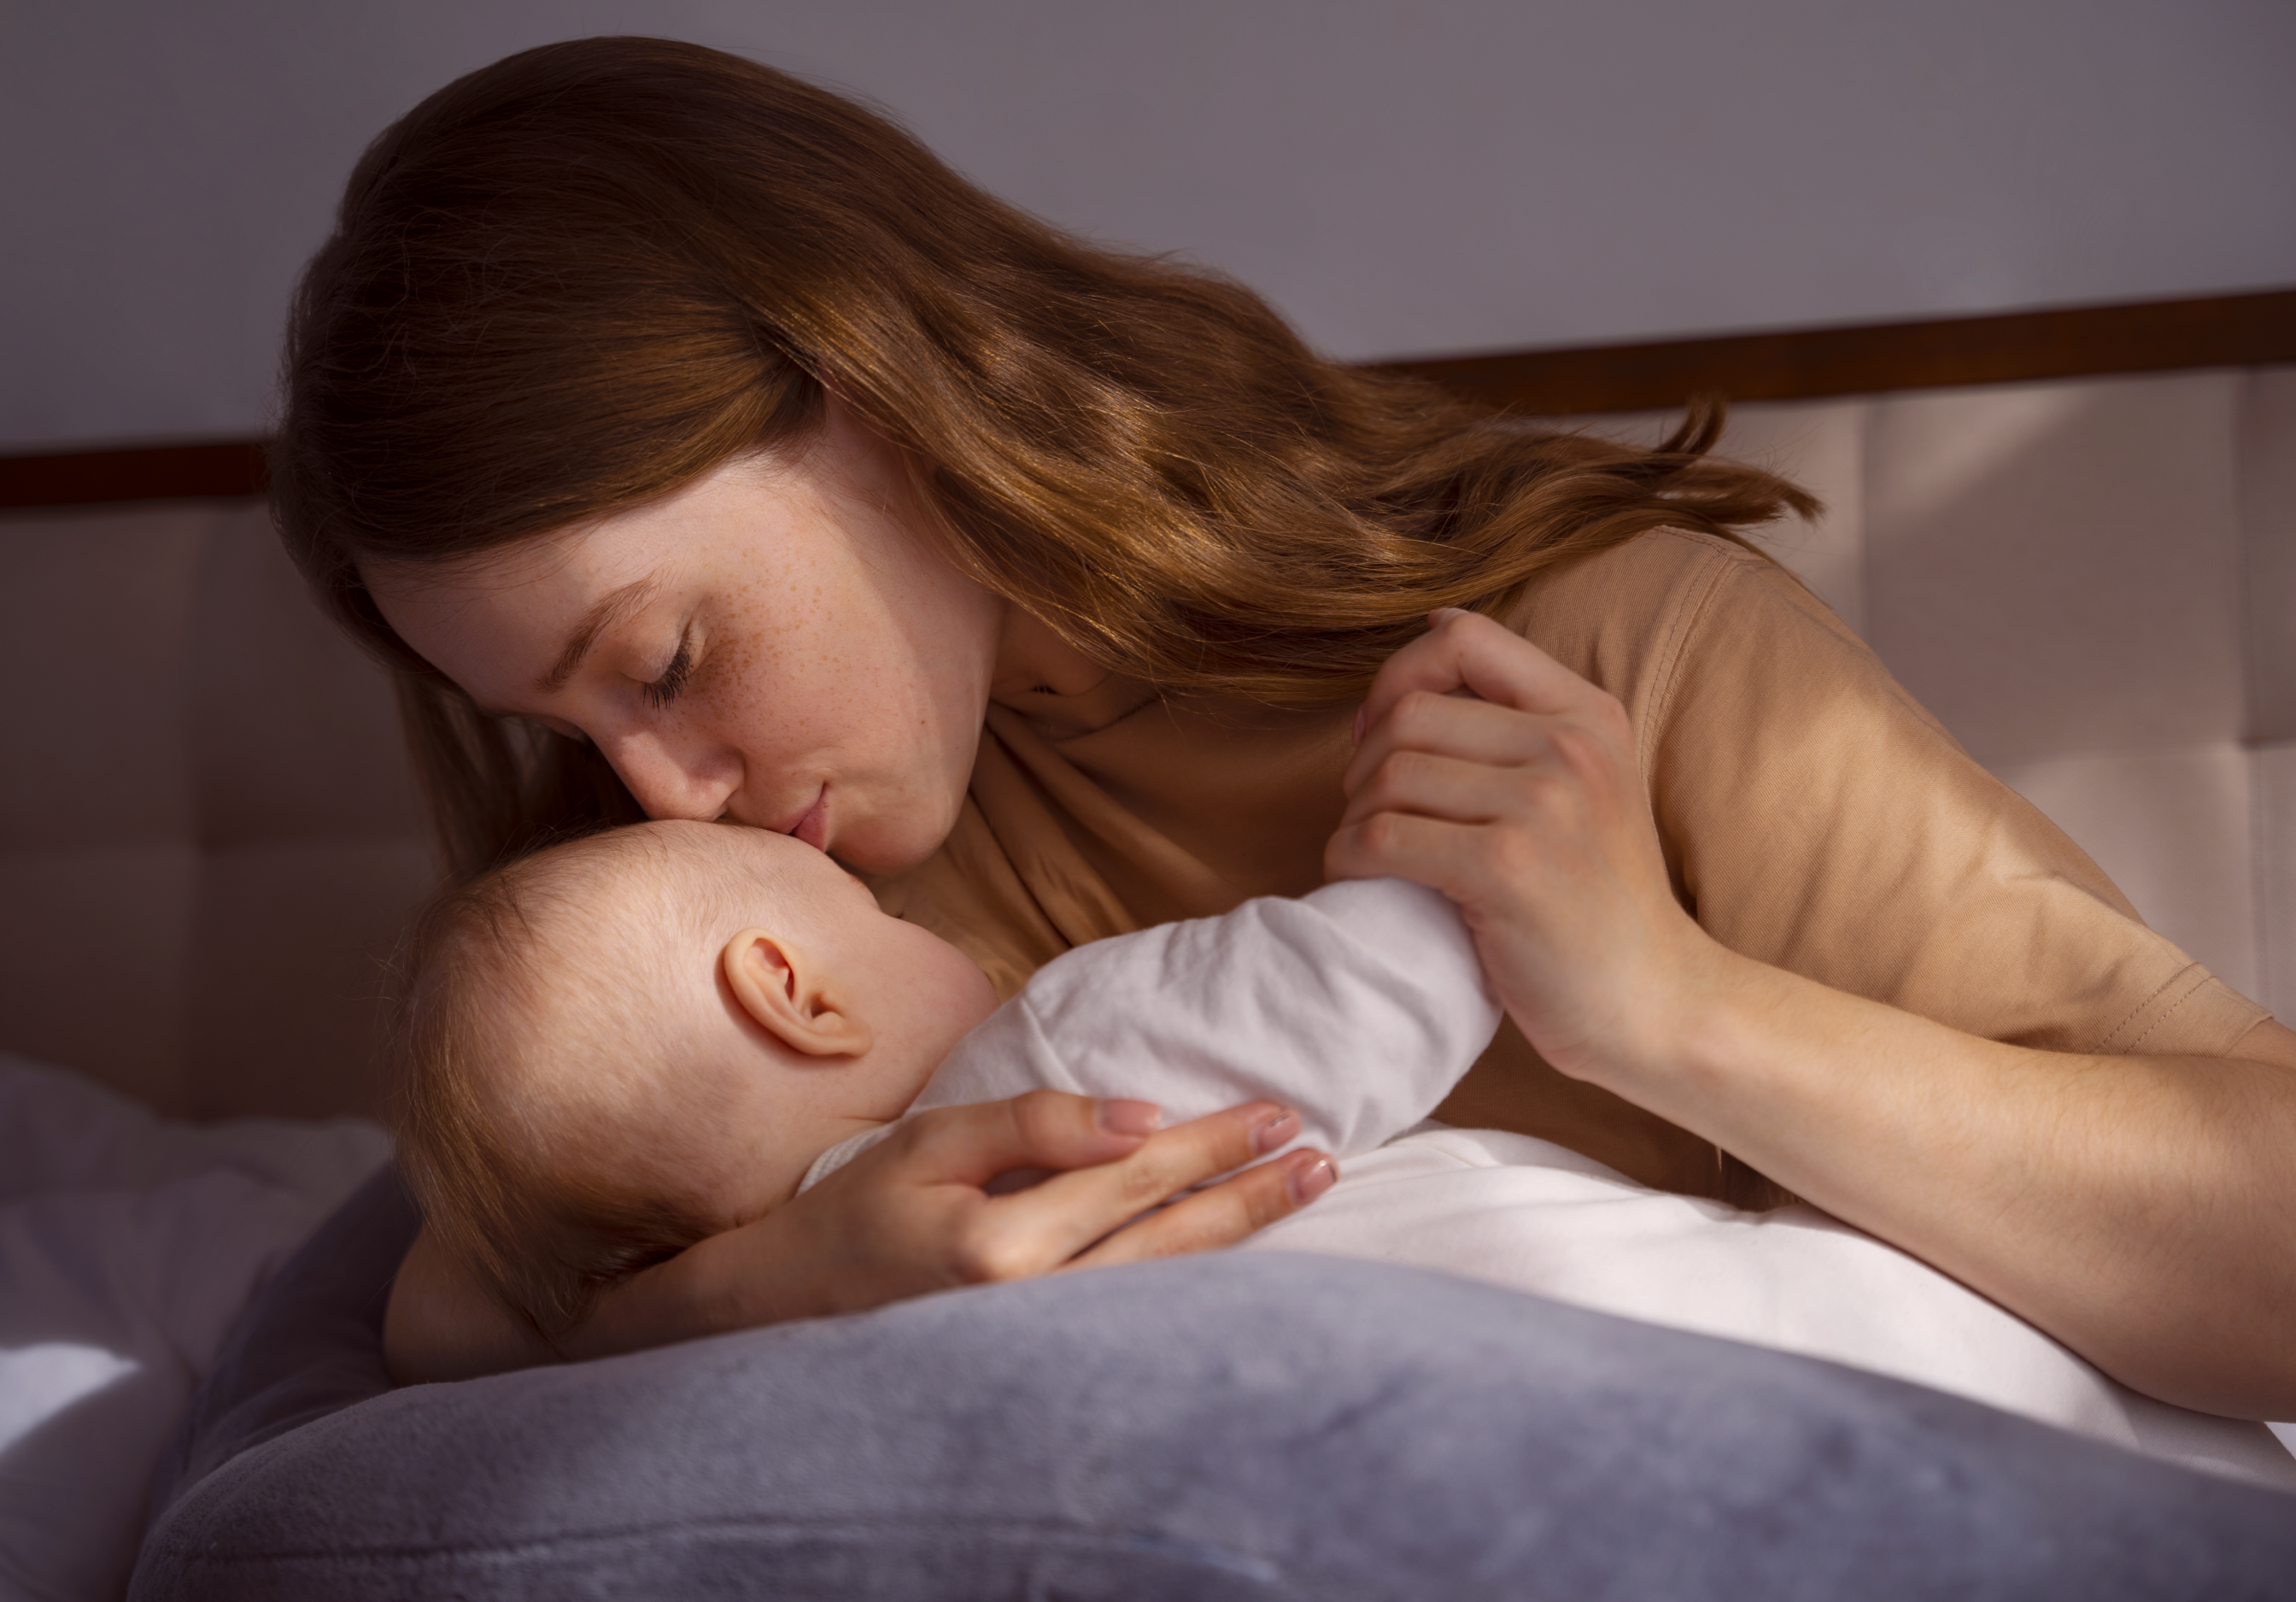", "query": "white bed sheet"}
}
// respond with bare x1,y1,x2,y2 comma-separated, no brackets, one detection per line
1249,1124,2296,1493
0,1053,390,1602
